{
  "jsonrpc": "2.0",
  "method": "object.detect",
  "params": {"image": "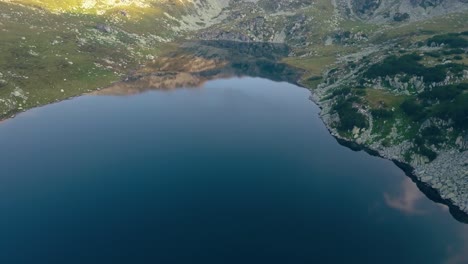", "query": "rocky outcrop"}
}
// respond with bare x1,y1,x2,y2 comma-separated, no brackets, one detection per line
335,0,468,22
198,30,253,42
352,0,382,18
